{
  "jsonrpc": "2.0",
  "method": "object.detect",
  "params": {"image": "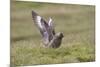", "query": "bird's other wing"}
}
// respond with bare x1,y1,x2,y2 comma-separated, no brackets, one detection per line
48,18,55,35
